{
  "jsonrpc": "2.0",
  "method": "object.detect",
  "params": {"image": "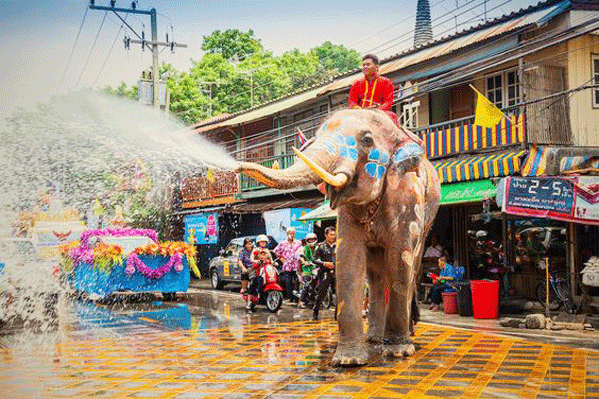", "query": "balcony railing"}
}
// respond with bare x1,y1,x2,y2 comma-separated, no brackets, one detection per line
413,110,526,160
181,171,239,204
240,154,295,191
